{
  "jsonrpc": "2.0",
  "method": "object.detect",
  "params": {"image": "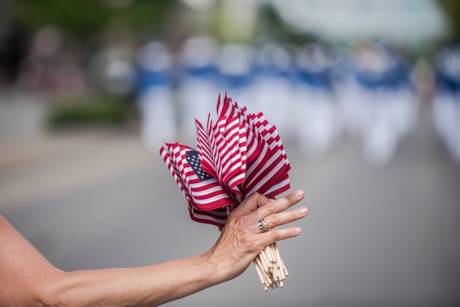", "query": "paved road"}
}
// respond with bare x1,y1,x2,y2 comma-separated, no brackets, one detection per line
1,105,460,307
